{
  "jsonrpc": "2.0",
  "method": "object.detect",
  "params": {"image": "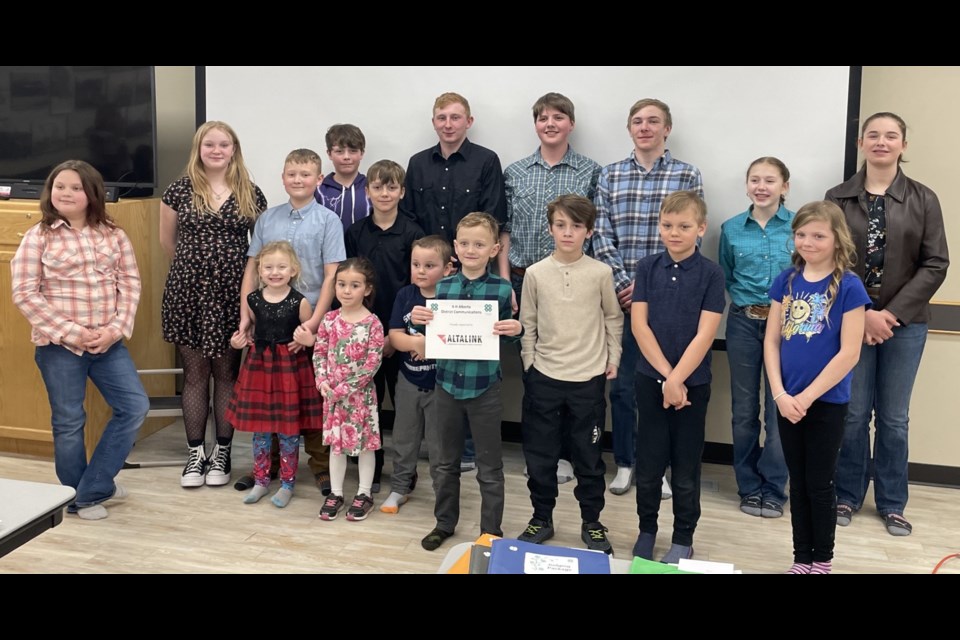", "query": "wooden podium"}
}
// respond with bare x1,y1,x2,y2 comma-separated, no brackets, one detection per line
0,198,175,459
